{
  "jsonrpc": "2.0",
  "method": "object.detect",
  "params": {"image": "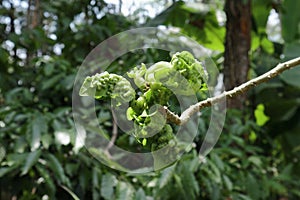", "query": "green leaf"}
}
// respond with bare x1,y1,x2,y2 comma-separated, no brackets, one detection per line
281,0,300,42
127,63,147,88
36,164,56,197
211,153,224,171
248,156,262,168
41,133,52,149
44,63,55,76
0,166,19,178
92,167,101,200
60,185,80,200
268,180,287,195
135,188,146,200
158,165,176,189
116,182,134,200
126,107,135,121
254,104,270,126
223,175,233,191
78,167,90,193
142,138,147,146
0,144,5,163
252,0,272,34
41,74,64,90
173,174,185,196
280,65,300,88
61,74,76,90
21,150,41,175
207,160,221,183
245,173,260,199
261,37,274,54
0,47,9,63
6,153,28,166
45,153,69,186
283,42,300,59
92,167,100,189
249,131,257,142
101,173,117,200
30,113,47,151
202,21,225,51
251,33,260,51
179,163,200,199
